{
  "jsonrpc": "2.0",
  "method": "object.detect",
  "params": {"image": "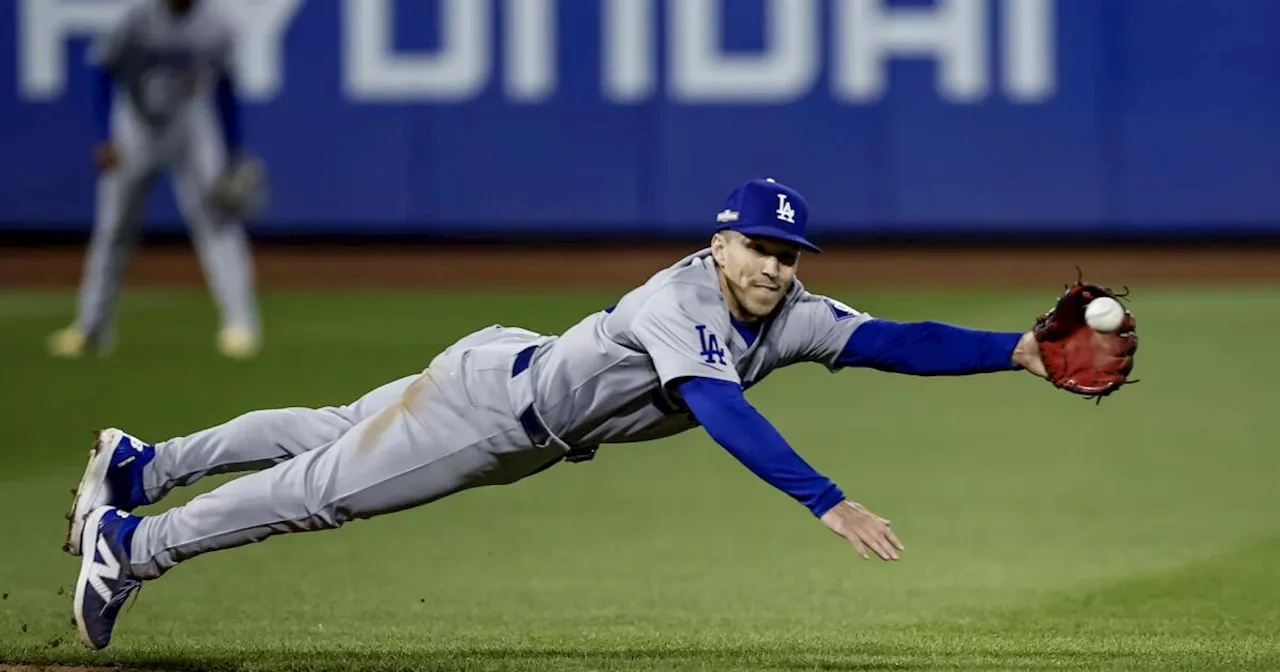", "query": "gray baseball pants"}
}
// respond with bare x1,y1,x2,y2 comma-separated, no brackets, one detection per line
76,103,259,343
127,326,568,579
